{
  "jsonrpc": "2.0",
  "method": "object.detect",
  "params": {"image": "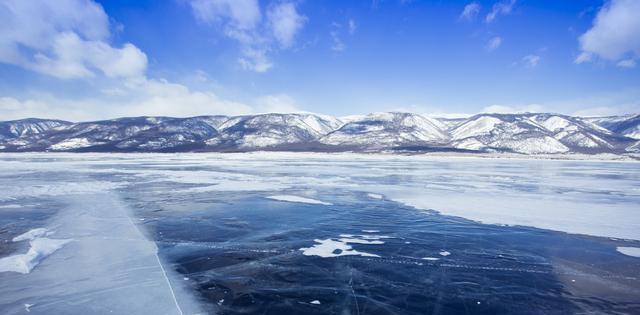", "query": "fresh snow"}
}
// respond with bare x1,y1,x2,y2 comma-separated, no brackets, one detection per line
266,195,333,205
